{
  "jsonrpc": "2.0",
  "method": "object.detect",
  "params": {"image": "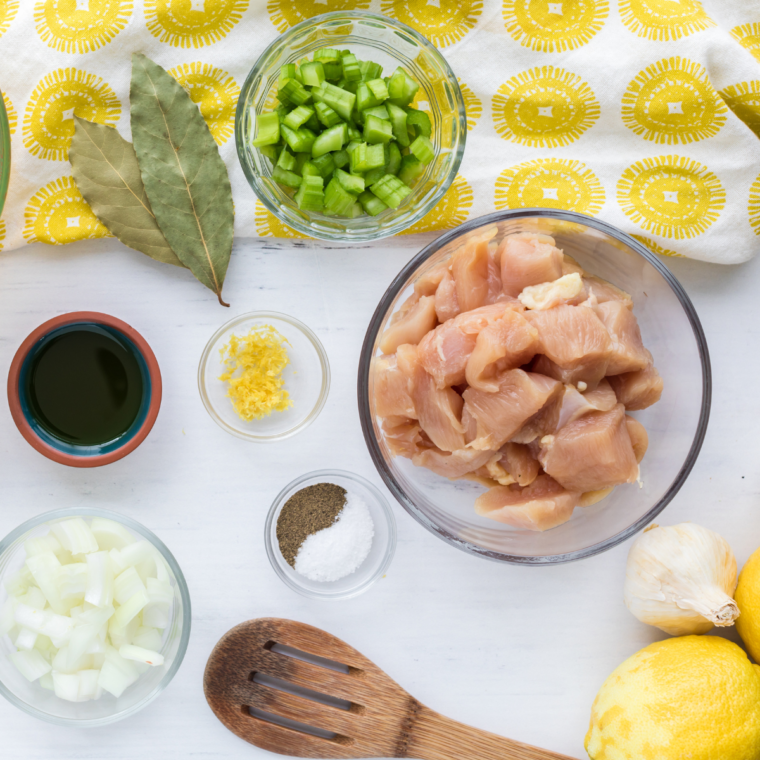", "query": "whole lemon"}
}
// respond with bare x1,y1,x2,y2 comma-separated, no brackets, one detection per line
585,636,760,759
736,547,760,662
